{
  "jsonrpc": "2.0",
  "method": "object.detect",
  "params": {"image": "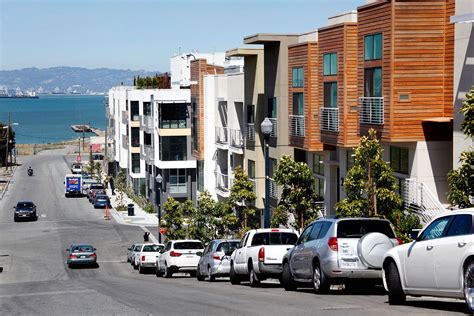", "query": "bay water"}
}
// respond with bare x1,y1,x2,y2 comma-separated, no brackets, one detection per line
0,95,106,144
